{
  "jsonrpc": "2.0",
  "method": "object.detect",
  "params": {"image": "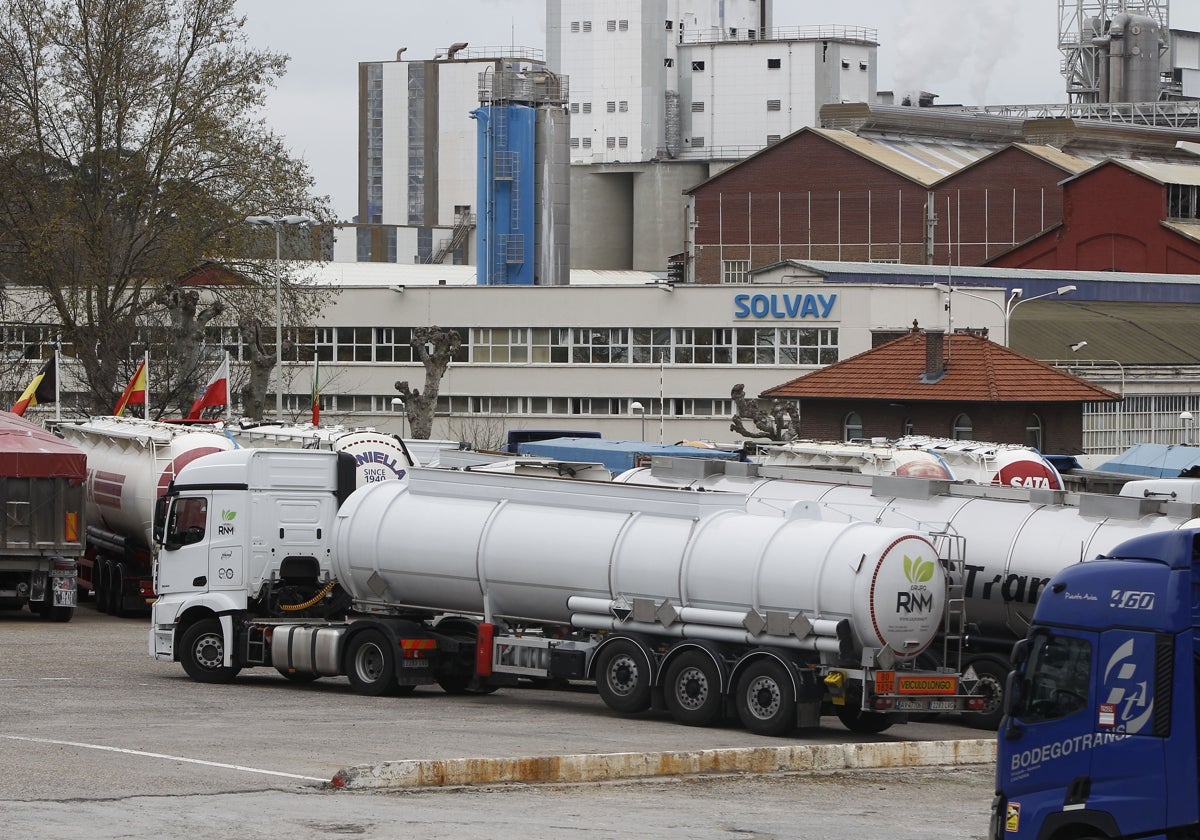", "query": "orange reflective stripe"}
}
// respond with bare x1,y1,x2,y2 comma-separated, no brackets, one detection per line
399,638,437,650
